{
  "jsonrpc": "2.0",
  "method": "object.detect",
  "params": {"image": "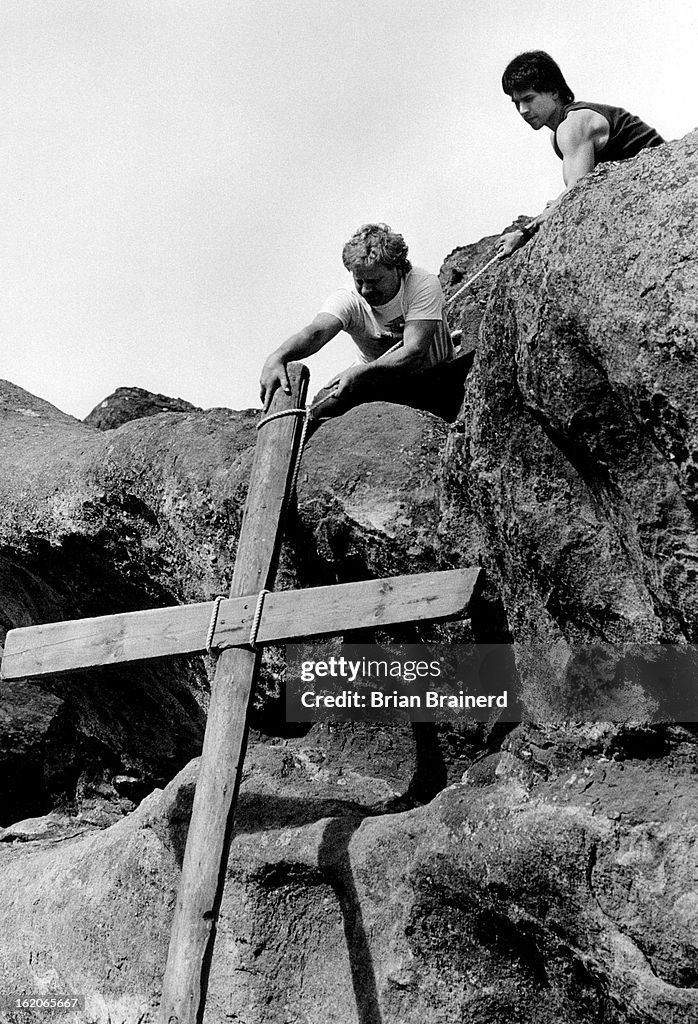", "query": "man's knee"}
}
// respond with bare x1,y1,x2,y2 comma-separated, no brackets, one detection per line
307,353,470,429
402,353,471,421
